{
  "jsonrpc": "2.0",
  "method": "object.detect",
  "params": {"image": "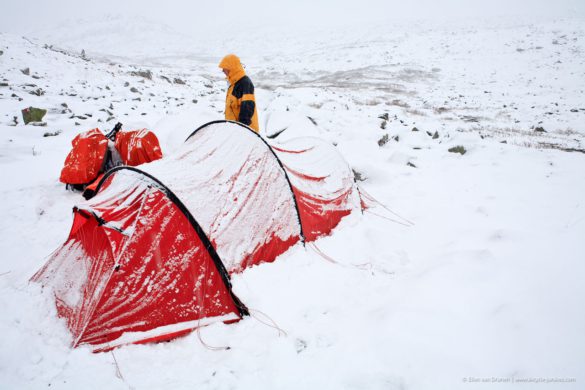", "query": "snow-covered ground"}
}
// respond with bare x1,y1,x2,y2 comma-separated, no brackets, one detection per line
1,14,584,389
